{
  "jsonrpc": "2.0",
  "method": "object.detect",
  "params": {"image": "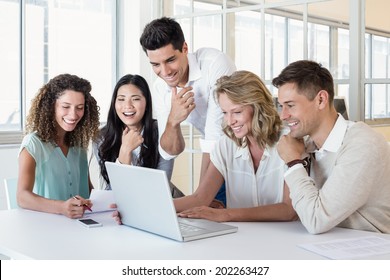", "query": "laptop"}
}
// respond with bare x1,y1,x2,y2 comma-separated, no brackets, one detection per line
105,162,238,242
